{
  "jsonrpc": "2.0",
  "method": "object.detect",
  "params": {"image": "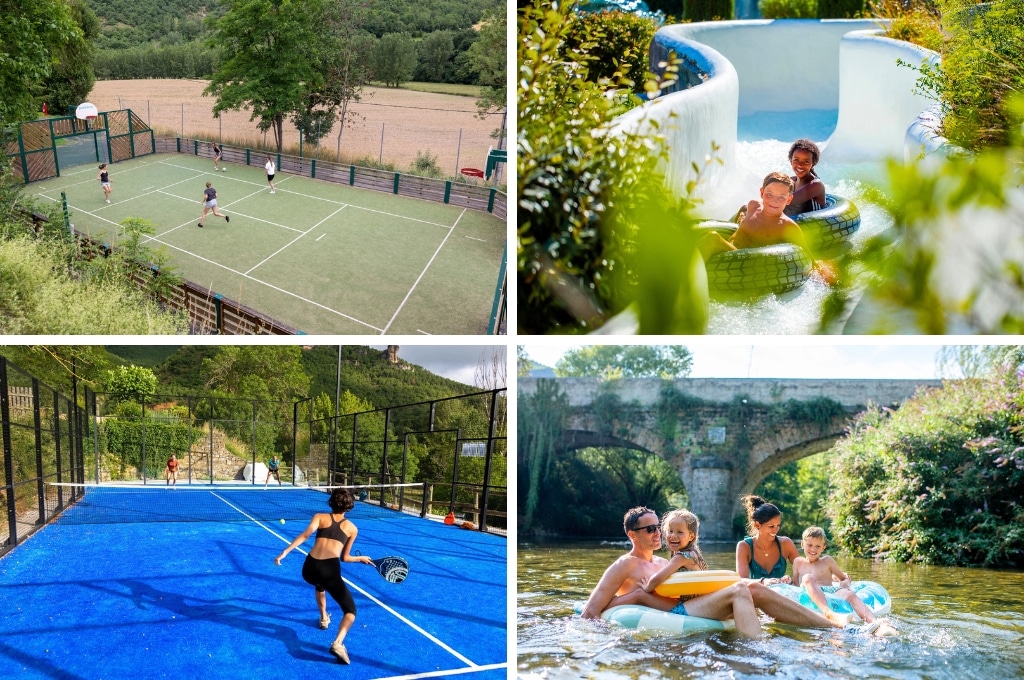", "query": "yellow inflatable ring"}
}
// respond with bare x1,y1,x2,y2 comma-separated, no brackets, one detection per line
654,570,742,598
